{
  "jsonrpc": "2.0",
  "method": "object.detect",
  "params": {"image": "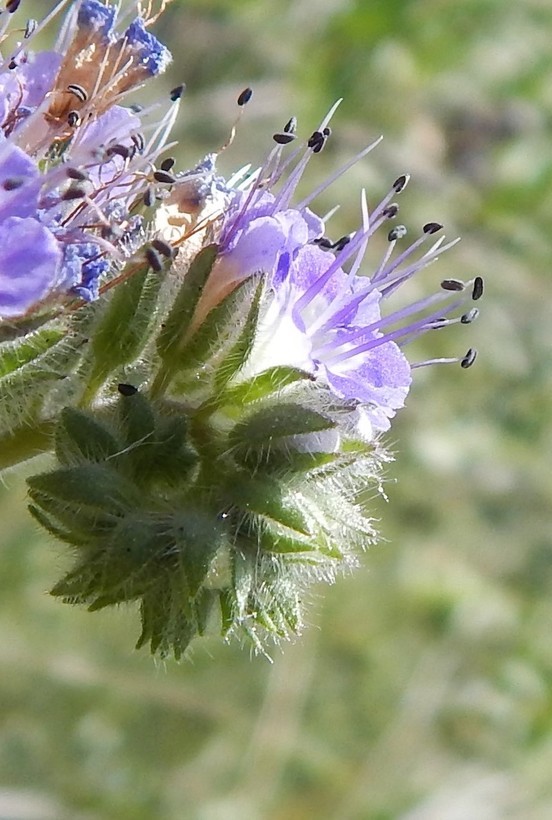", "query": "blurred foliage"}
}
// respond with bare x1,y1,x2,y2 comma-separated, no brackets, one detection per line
1,0,551,817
